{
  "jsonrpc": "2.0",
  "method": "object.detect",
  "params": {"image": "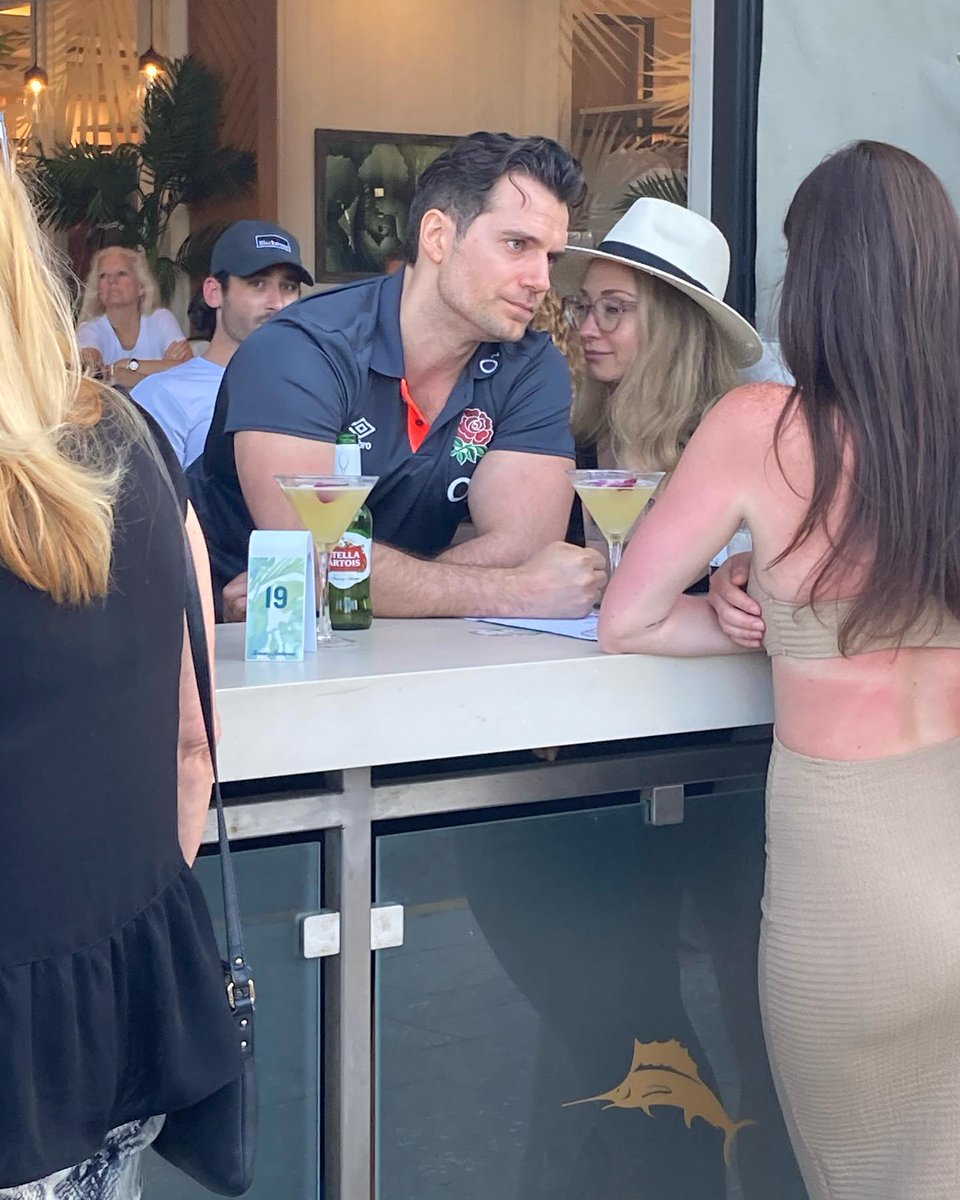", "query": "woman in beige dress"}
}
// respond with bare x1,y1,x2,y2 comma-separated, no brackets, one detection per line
598,140,960,1199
